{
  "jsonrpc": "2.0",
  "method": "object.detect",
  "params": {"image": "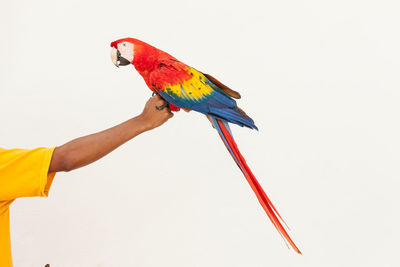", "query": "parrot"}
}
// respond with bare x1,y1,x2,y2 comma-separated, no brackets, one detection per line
110,37,301,254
